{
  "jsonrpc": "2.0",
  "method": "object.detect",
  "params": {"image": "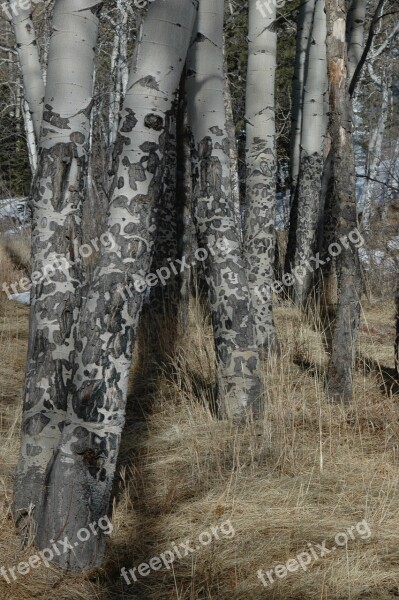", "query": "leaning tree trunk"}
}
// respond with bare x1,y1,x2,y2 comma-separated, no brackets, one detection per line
35,0,198,571
324,0,362,403
10,1,44,144
347,0,367,84
285,0,316,271
290,0,328,307
243,0,280,356
186,0,262,418
14,0,102,537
